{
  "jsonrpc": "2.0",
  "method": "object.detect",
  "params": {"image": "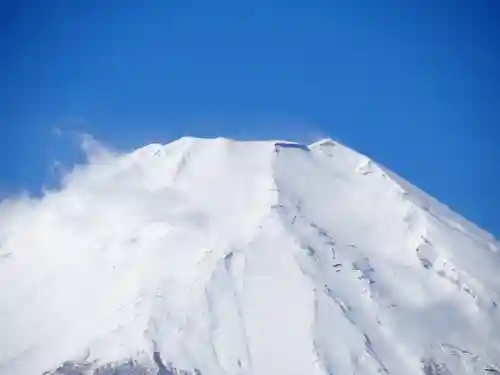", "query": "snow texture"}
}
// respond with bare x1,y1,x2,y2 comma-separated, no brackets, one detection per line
0,136,499,375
